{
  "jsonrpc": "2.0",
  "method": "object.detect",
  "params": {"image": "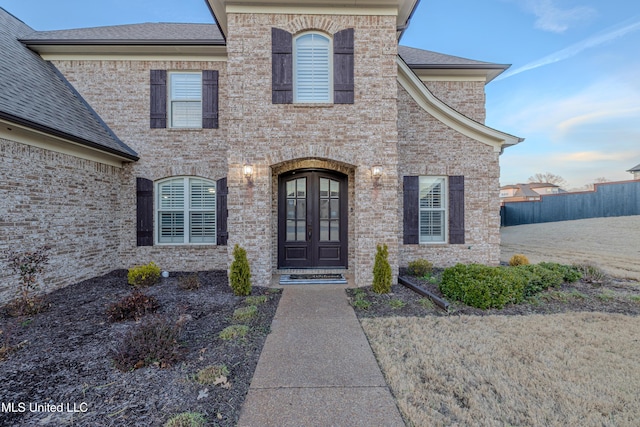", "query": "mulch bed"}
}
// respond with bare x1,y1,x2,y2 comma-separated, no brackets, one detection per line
0,270,281,427
348,269,640,318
